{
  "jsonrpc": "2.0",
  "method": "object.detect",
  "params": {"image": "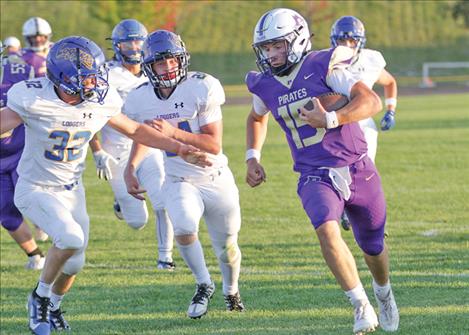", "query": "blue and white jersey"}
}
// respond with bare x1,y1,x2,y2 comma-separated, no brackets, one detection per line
7,77,122,186
100,61,148,148
349,49,386,89
124,71,228,178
